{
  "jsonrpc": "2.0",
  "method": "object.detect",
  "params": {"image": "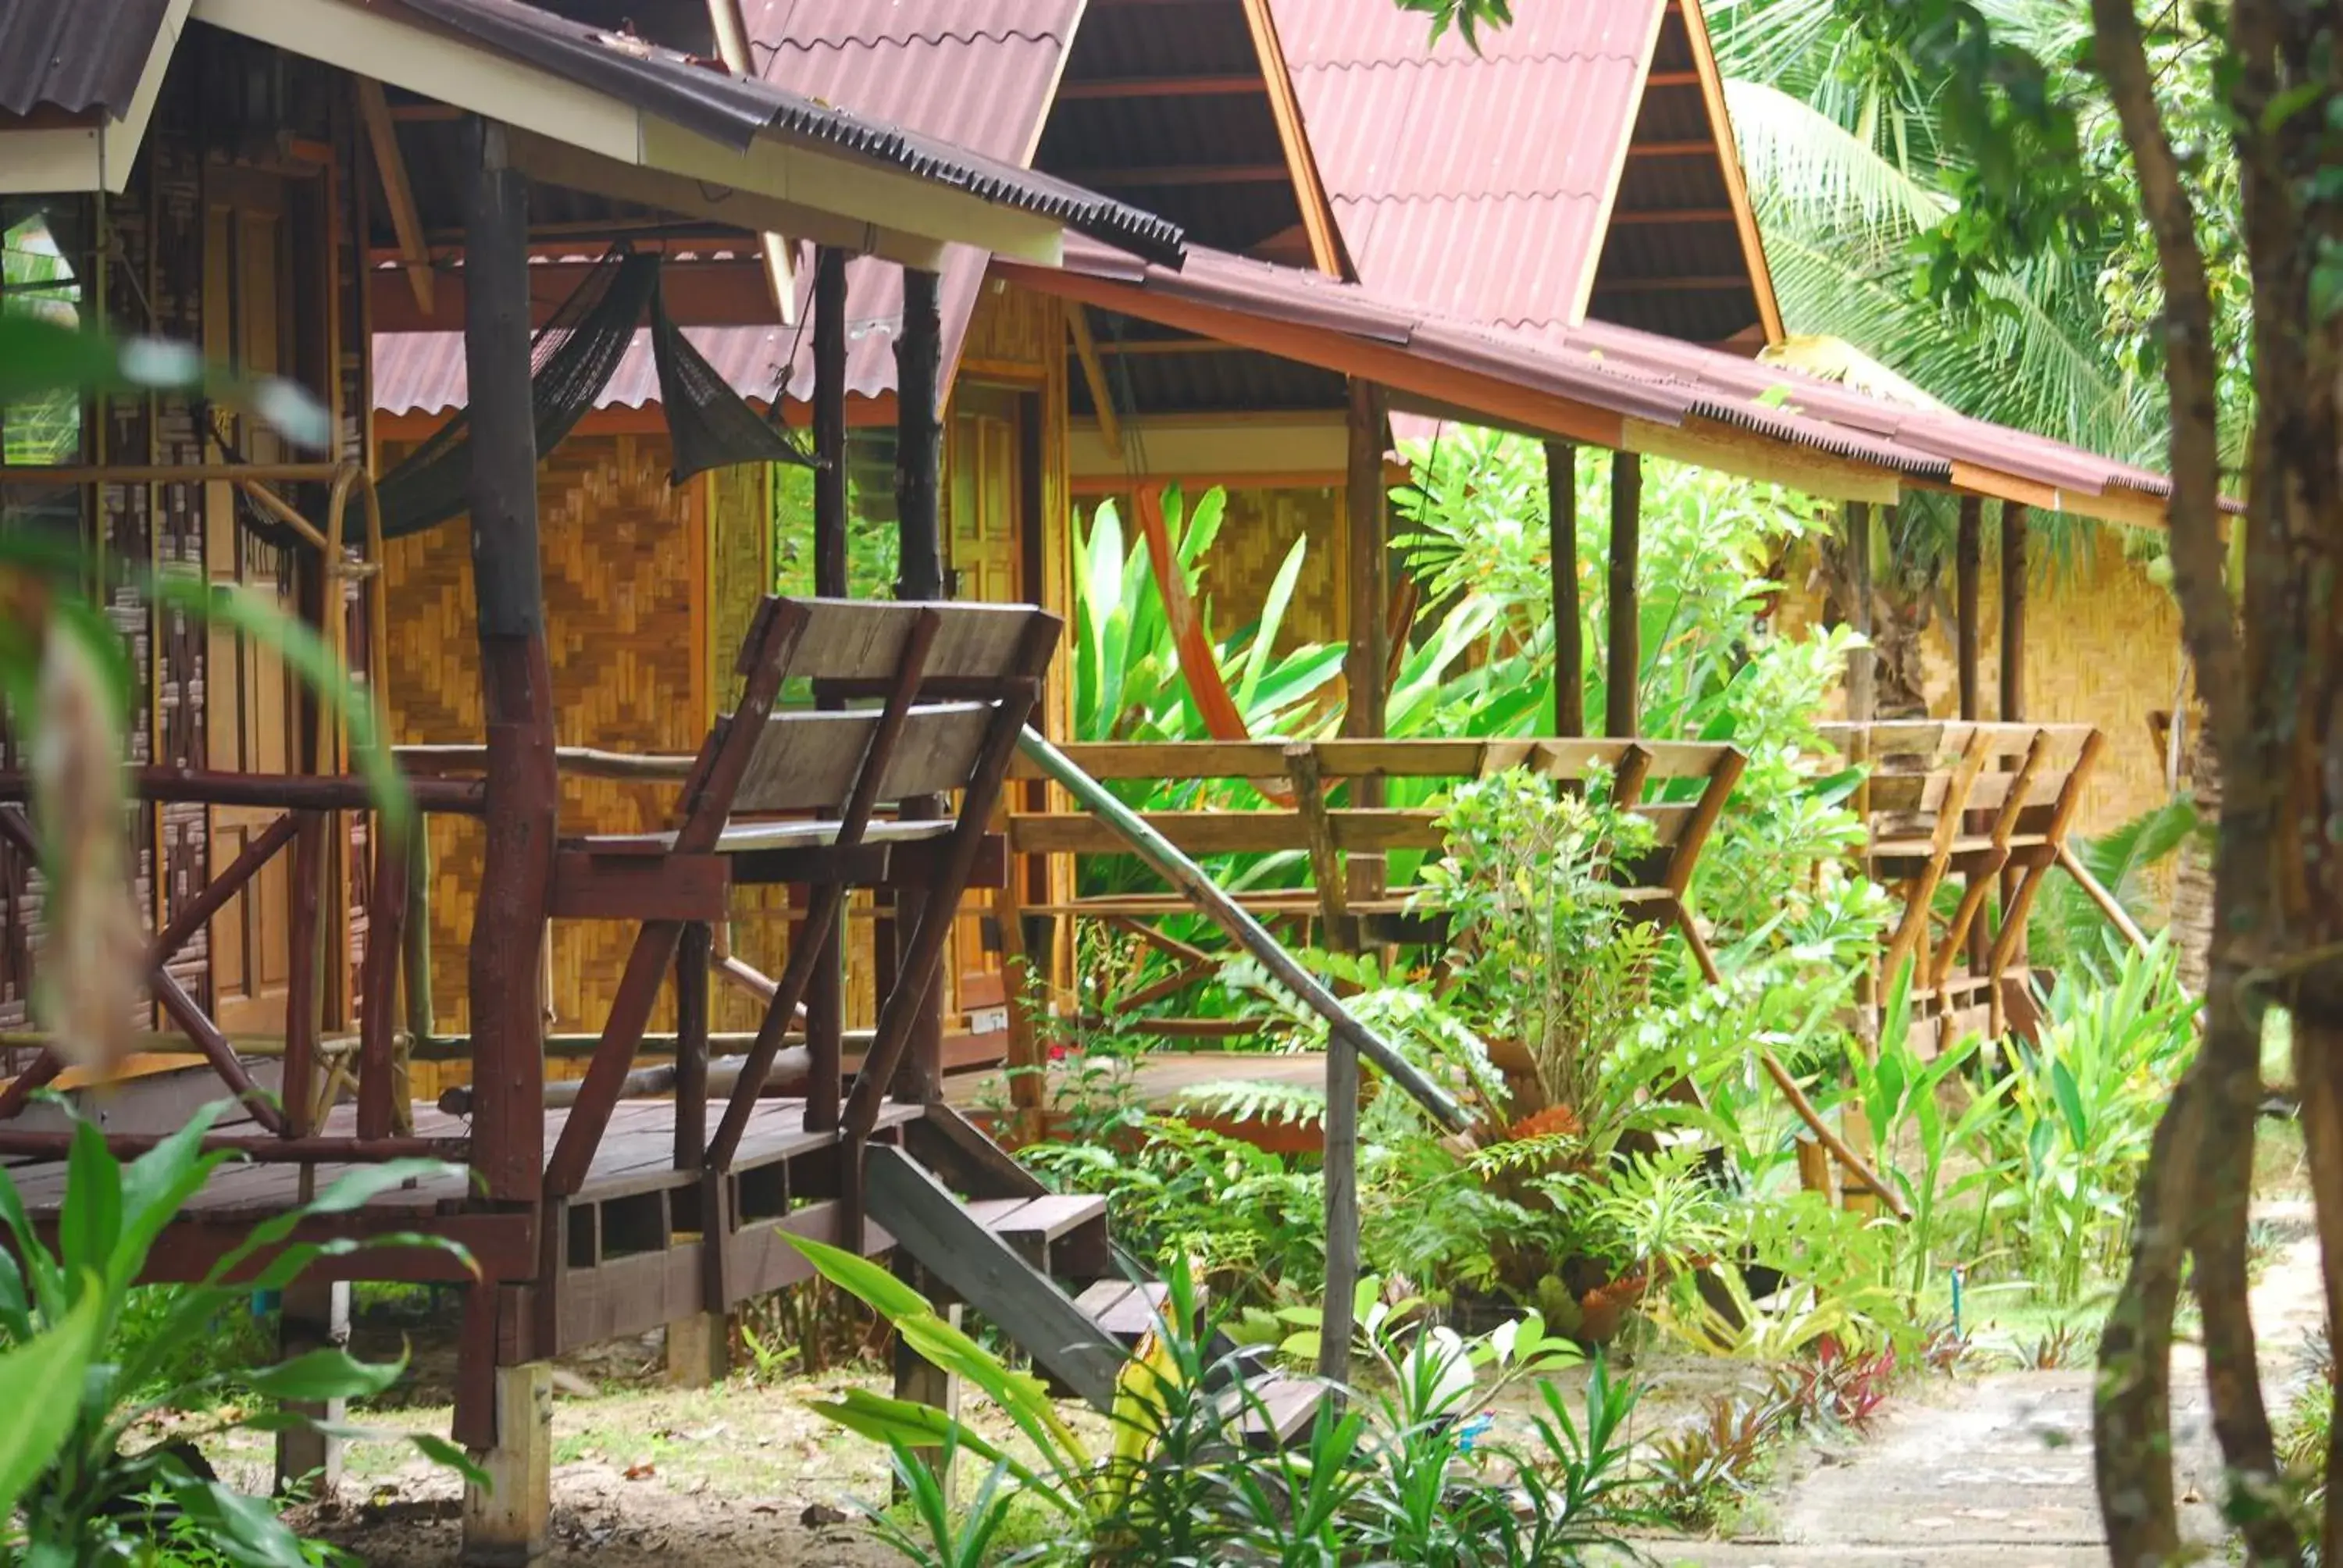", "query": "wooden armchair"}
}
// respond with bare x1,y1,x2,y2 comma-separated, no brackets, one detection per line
541,597,1058,1198
1822,720,2103,1038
